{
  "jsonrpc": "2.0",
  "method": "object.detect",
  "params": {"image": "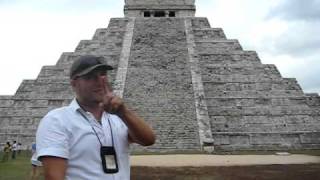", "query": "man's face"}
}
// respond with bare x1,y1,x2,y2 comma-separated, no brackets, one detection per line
71,68,109,104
